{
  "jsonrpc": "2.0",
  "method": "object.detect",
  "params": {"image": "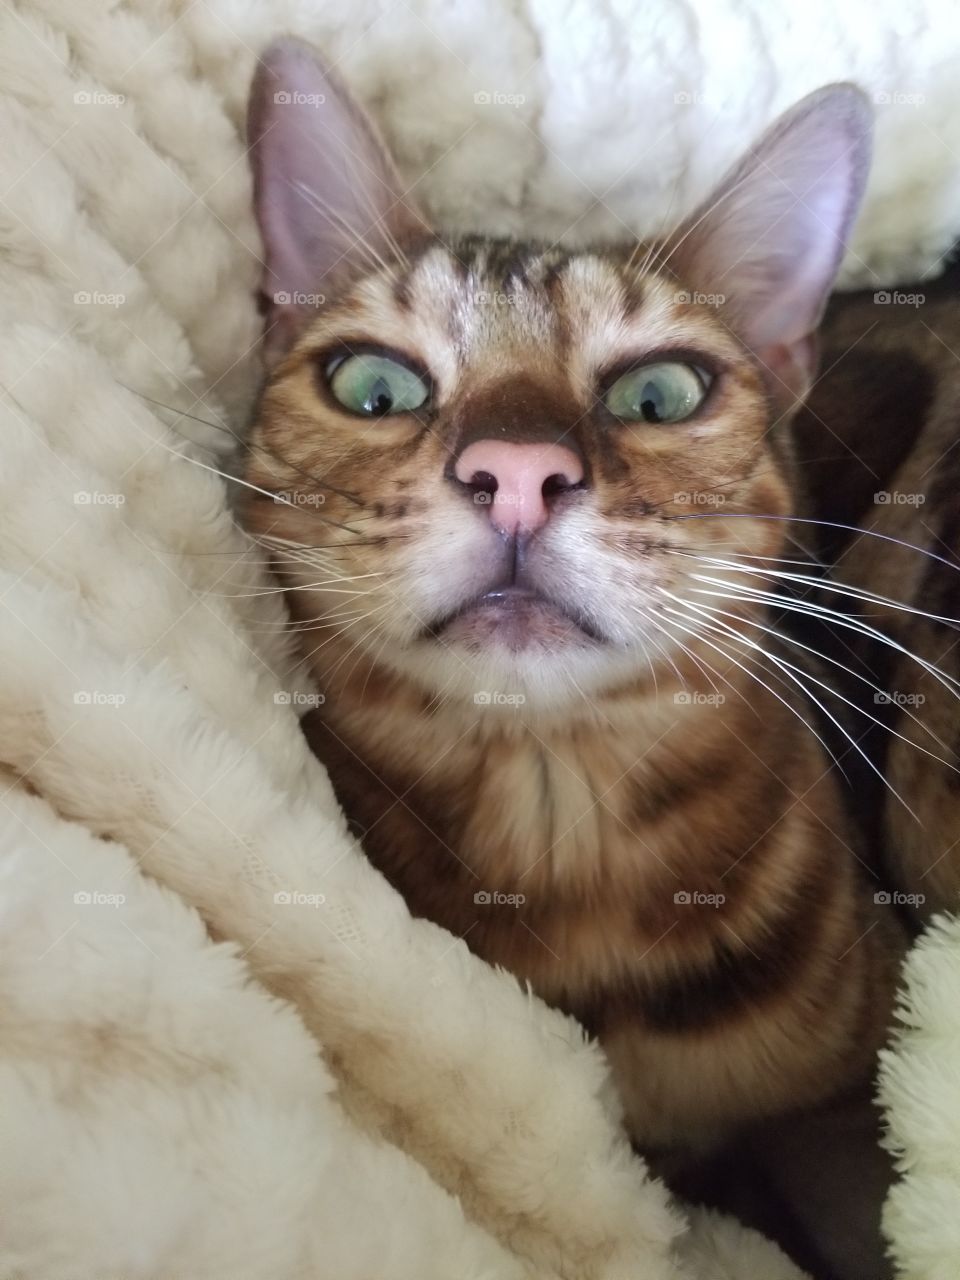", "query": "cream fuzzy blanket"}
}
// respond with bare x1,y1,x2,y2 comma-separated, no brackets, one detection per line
1,2,958,1277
